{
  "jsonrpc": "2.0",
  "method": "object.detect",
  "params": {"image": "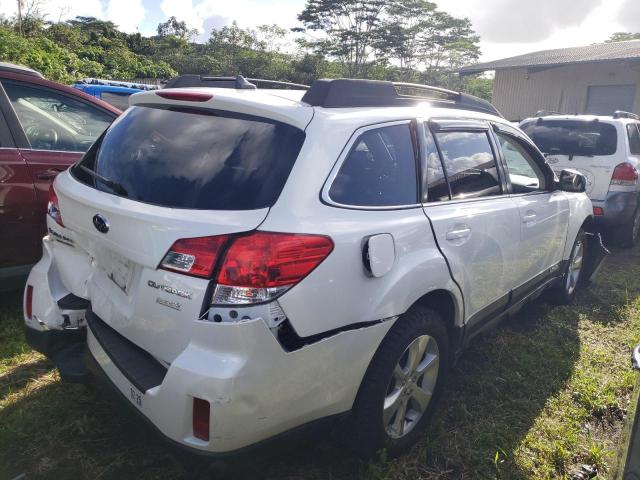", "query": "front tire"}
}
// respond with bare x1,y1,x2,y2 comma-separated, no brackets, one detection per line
348,305,449,457
549,229,587,304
